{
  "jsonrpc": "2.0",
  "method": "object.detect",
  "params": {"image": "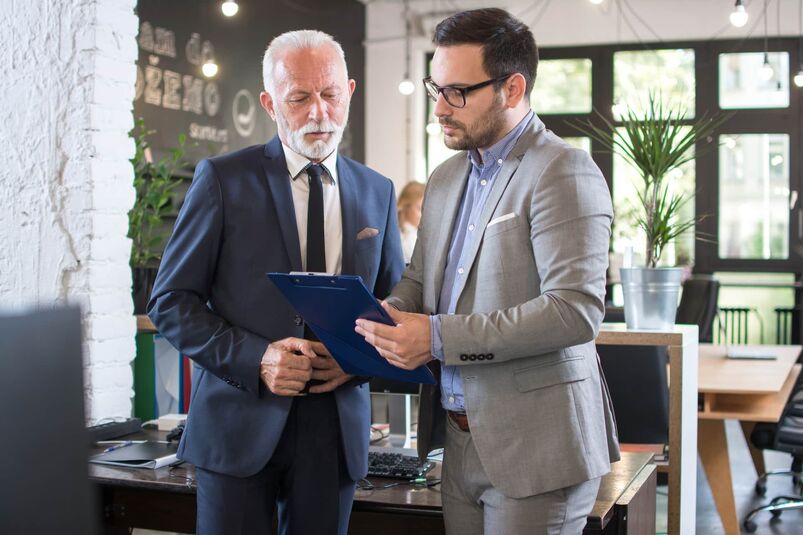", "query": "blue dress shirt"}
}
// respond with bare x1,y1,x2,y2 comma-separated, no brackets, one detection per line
429,111,534,413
